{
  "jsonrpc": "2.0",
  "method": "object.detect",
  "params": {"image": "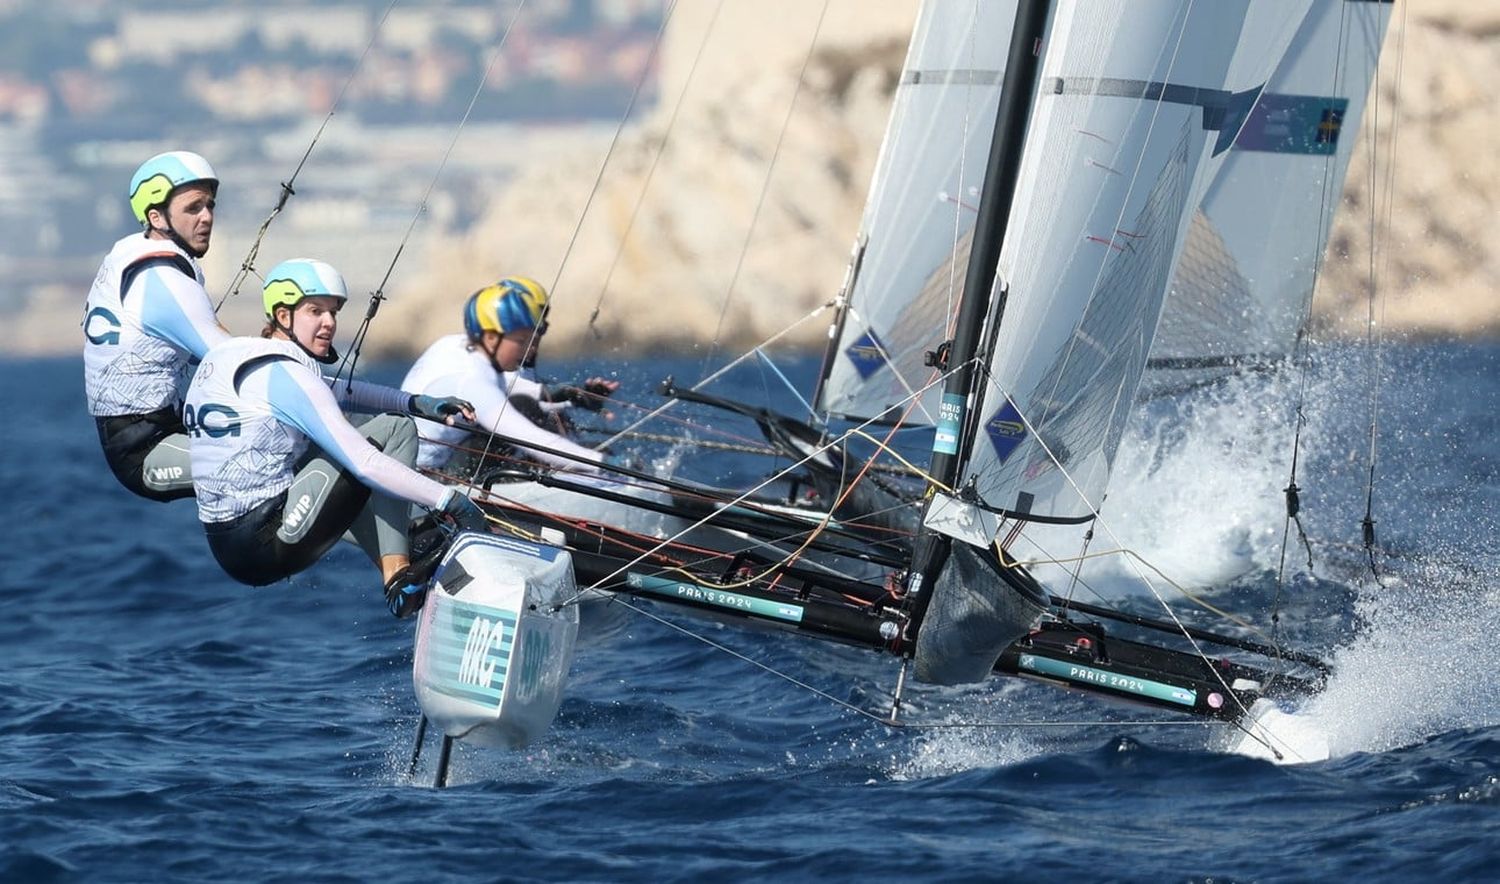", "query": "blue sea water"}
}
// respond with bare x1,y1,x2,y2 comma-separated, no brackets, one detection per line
2,344,1497,883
